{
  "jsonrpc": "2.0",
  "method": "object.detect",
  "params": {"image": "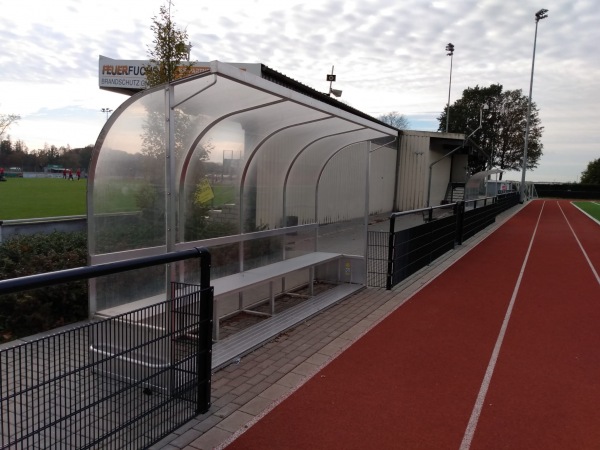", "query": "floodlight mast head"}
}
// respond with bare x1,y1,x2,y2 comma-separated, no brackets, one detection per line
535,8,548,21
101,108,113,121
445,43,455,132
